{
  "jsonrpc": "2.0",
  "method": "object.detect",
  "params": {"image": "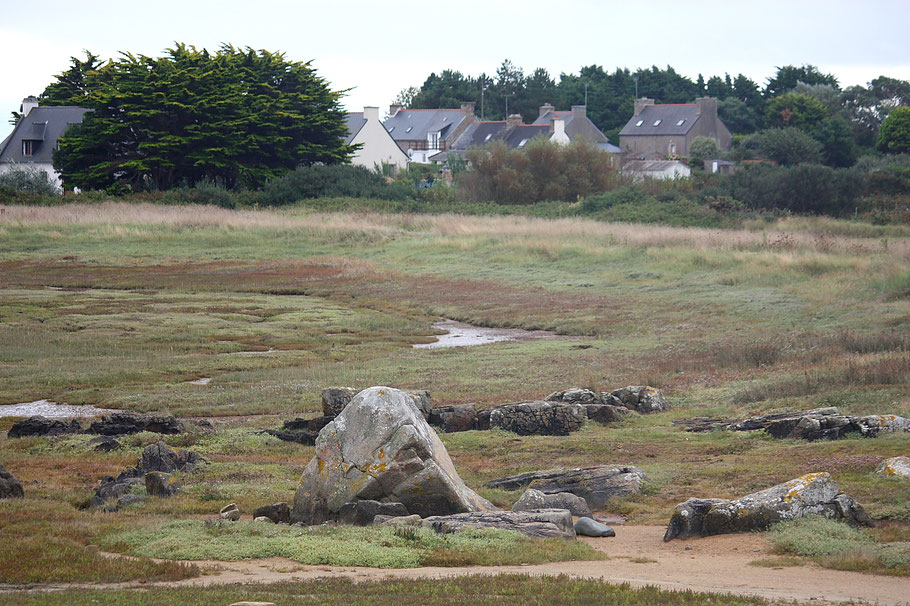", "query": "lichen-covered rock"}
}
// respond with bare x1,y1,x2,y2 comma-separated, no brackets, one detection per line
486,466,646,510
877,456,910,478
8,416,81,438
663,472,872,541
88,412,183,436
487,401,587,436
422,509,576,539
574,517,615,537
138,441,204,473
546,388,603,405
220,503,241,521
0,461,24,498
253,502,291,524
92,476,143,508
512,488,591,517
144,471,179,497
337,500,409,525
730,408,910,441
292,387,494,525
607,386,669,413
428,404,477,433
